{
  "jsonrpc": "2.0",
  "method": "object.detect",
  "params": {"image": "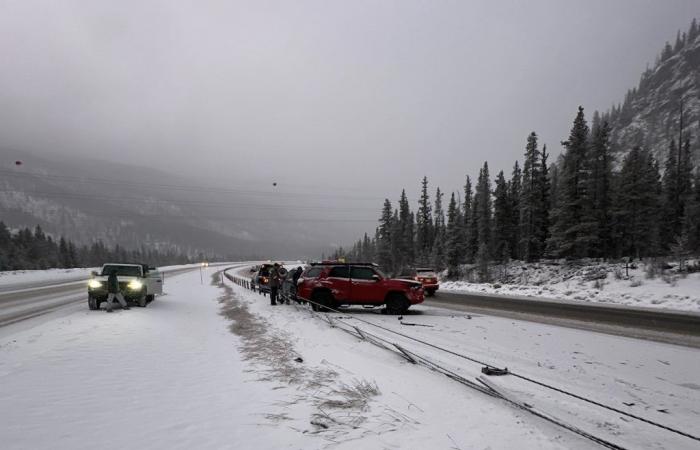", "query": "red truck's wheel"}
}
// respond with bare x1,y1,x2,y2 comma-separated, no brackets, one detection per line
312,291,334,312
385,293,409,315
